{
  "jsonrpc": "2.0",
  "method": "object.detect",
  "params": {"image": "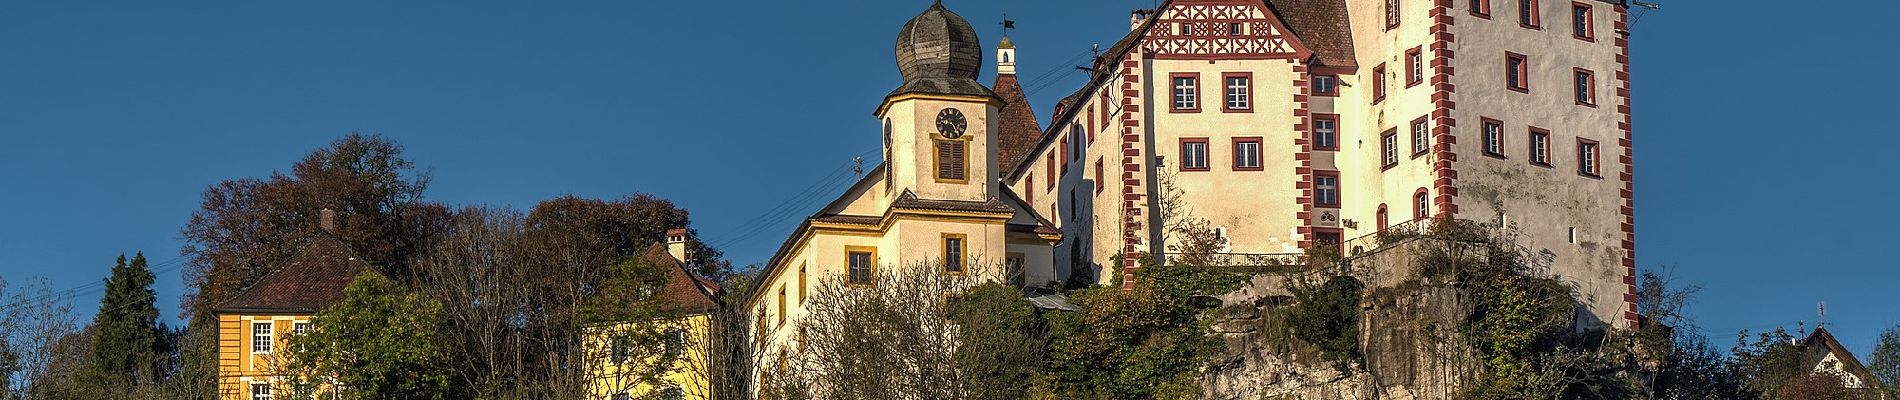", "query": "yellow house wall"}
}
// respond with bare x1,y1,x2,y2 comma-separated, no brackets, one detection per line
880,97,1002,203
215,313,310,400
1144,58,1306,256
586,315,713,400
